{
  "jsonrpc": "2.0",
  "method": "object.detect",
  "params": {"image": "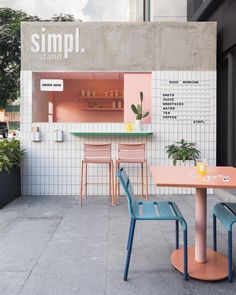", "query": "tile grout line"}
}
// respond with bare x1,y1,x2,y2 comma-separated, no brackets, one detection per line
16,208,70,295
104,201,111,295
